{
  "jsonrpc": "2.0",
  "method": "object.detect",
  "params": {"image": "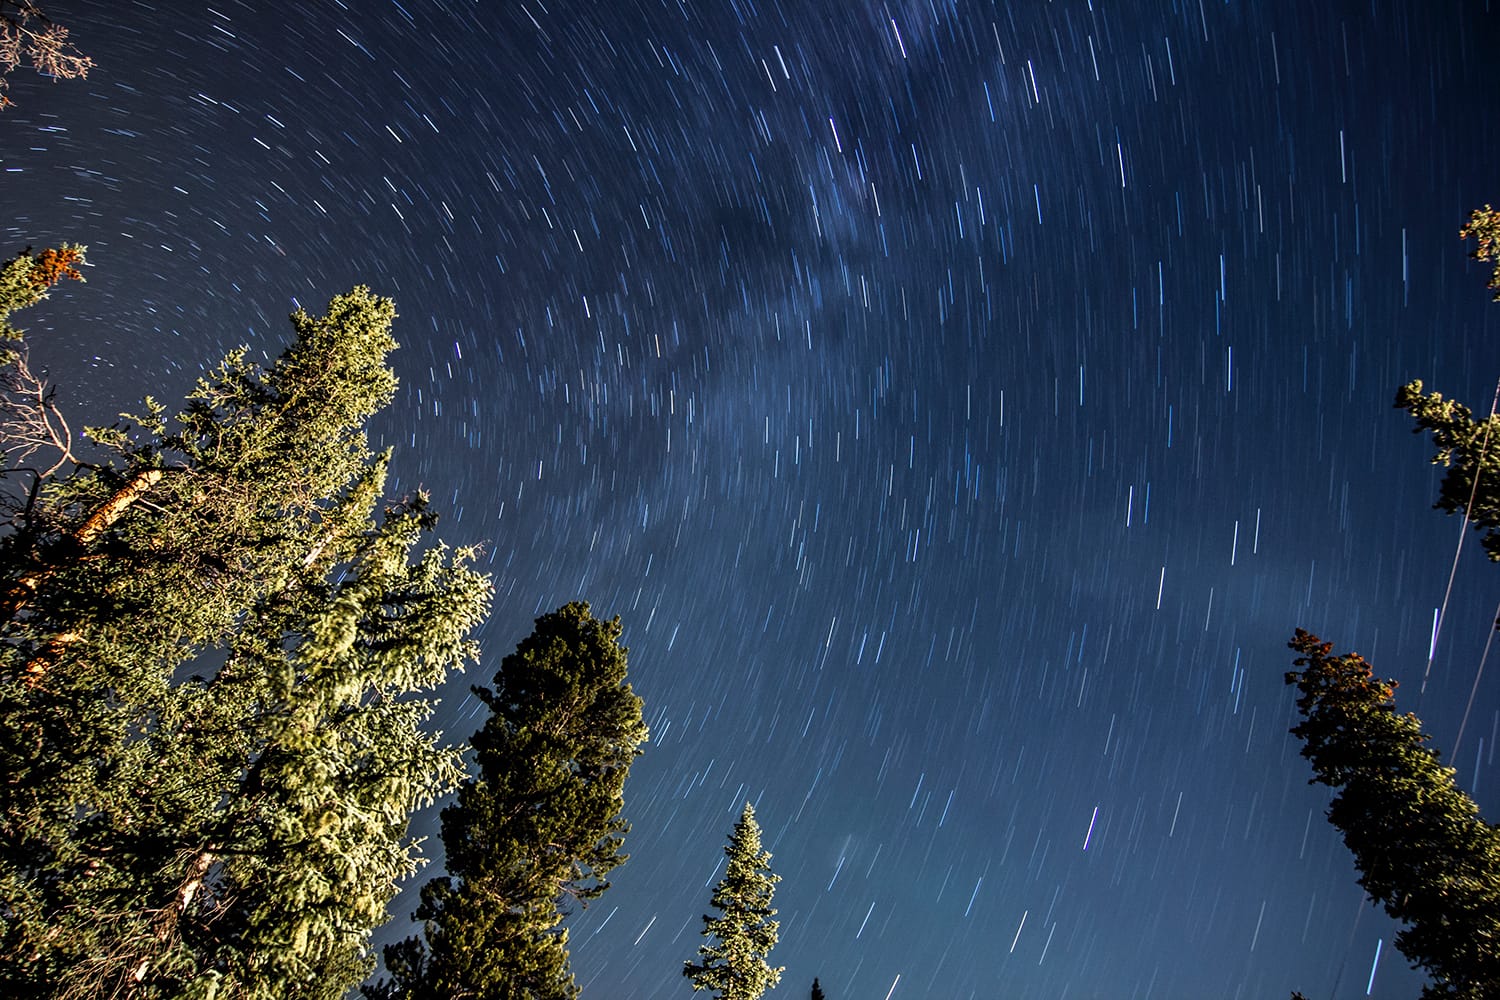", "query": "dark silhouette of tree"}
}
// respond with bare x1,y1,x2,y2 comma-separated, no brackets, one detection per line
370,602,648,1000
684,802,784,1000
1285,630,1500,999
811,977,826,1000
0,1,92,108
